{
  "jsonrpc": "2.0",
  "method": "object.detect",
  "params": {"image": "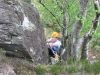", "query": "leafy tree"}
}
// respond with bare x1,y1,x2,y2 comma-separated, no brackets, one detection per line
33,0,100,61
